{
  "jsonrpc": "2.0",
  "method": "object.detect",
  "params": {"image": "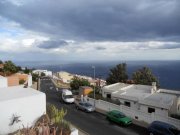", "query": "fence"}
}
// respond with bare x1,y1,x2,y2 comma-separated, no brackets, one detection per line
88,98,180,129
